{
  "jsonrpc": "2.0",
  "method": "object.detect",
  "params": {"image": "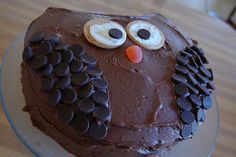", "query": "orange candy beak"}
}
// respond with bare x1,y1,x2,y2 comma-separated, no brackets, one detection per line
125,45,143,64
